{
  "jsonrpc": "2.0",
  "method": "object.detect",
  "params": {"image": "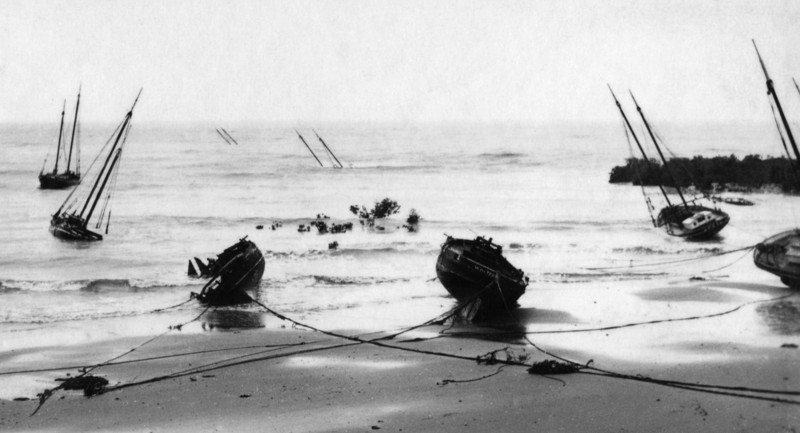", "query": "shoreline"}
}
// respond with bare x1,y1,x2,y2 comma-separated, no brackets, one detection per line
1,280,799,432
